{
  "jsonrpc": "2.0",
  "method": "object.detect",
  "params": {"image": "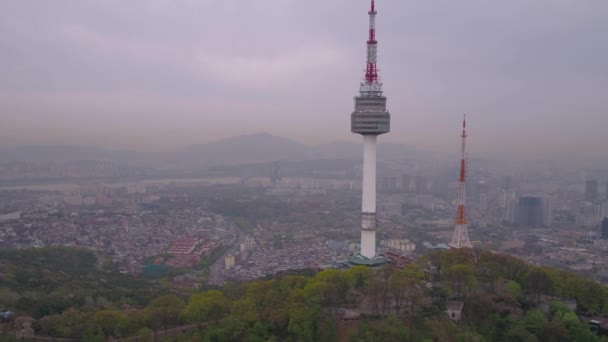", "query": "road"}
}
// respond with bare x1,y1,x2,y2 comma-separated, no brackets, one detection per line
207,221,246,286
